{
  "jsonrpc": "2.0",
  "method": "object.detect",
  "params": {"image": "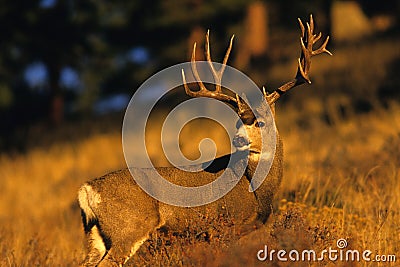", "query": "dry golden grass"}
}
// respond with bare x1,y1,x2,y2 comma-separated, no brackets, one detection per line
0,133,126,266
0,37,399,266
